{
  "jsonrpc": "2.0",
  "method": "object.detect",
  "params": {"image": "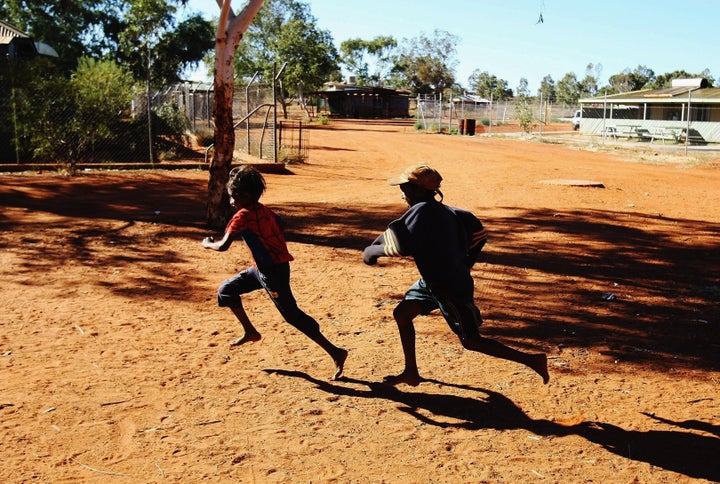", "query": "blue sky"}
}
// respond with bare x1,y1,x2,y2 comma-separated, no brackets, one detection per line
181,0,716,92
